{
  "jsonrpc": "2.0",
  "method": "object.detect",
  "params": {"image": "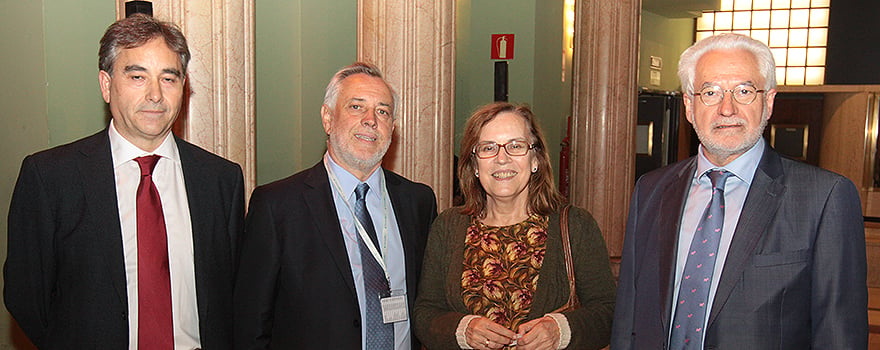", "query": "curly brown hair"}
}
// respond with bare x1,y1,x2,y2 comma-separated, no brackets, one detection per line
458,102,565,217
